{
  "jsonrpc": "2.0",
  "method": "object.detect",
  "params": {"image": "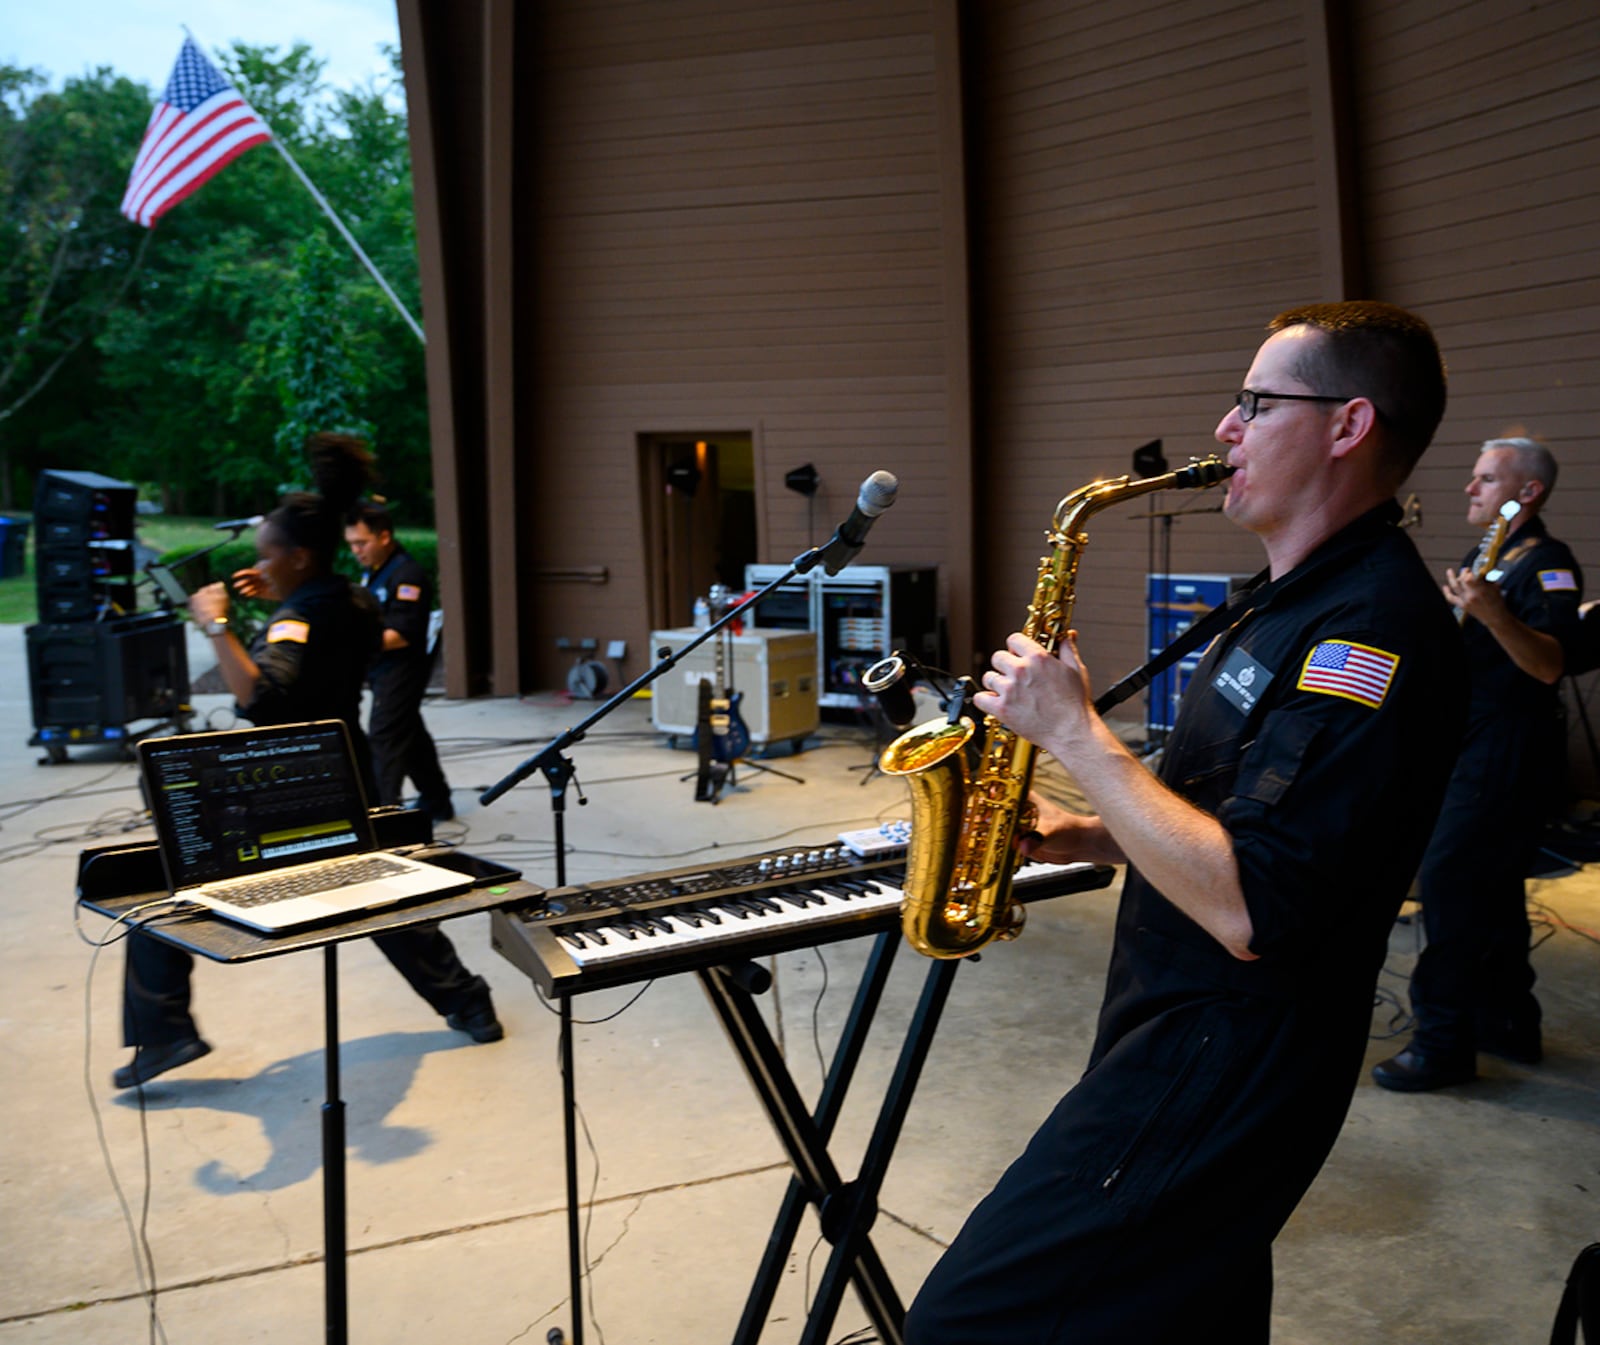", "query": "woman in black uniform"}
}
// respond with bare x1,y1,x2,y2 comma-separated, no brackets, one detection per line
115,437,502,1090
